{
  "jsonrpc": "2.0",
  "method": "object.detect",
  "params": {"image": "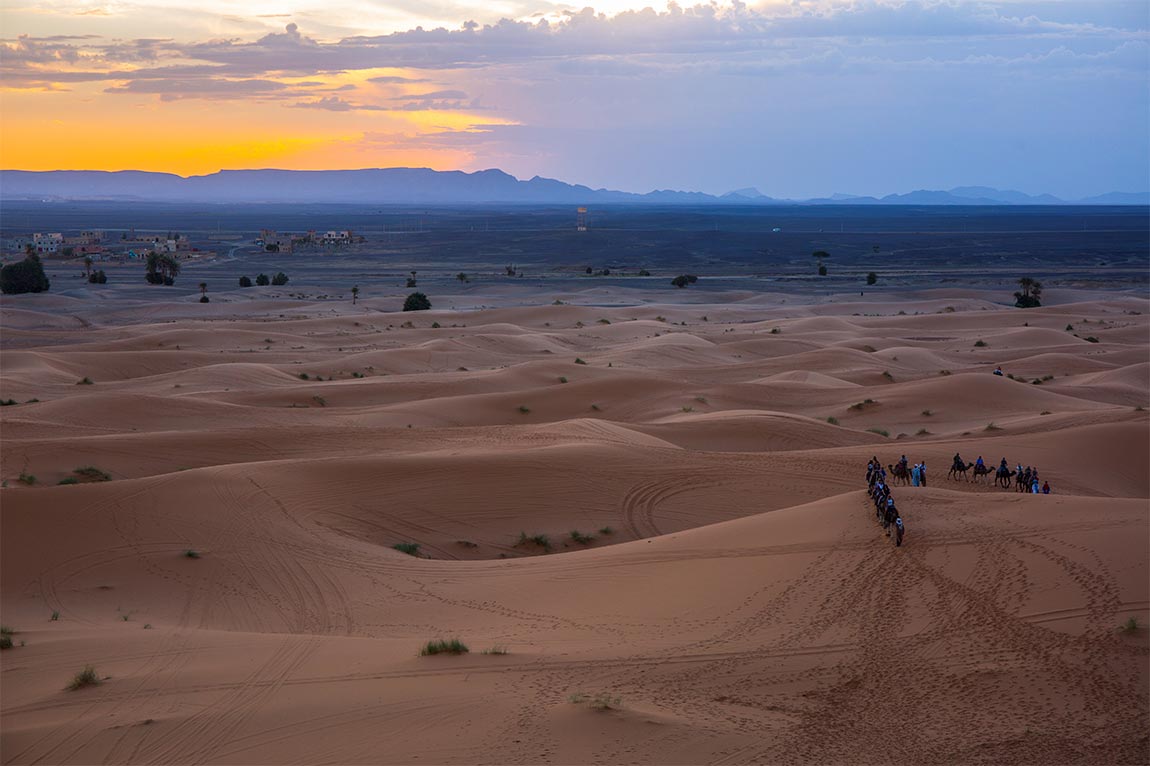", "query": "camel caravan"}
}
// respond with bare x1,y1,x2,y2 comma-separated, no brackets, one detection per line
866,458,906,547
947,453,1052,493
